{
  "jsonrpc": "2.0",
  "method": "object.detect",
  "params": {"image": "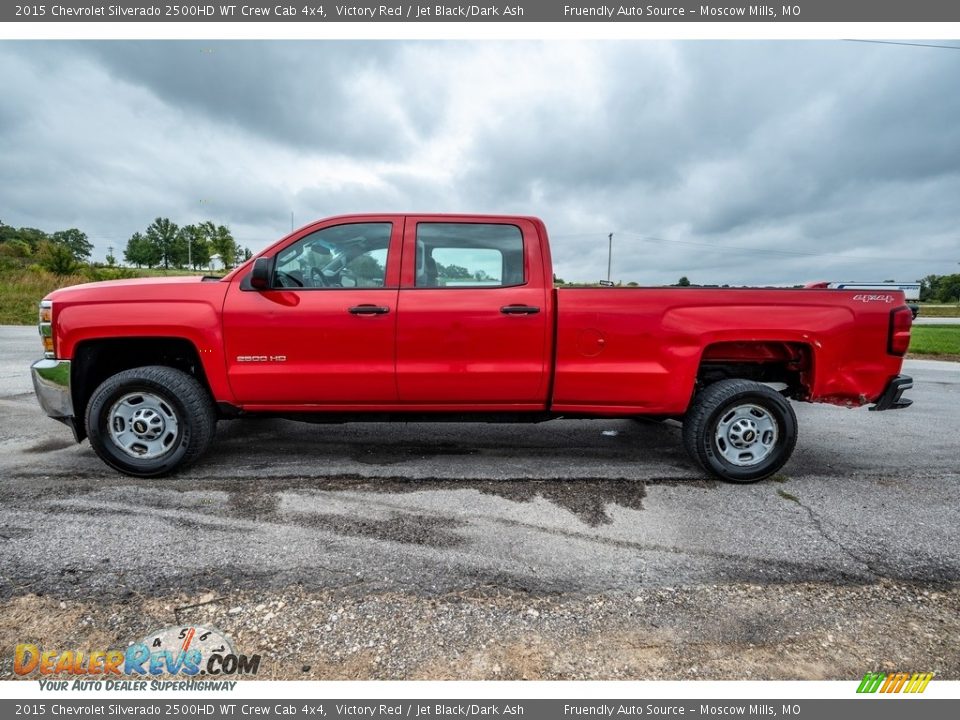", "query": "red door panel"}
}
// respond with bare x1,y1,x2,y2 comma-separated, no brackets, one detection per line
221,218,401,406
222,287,398,405
395,217,550,406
